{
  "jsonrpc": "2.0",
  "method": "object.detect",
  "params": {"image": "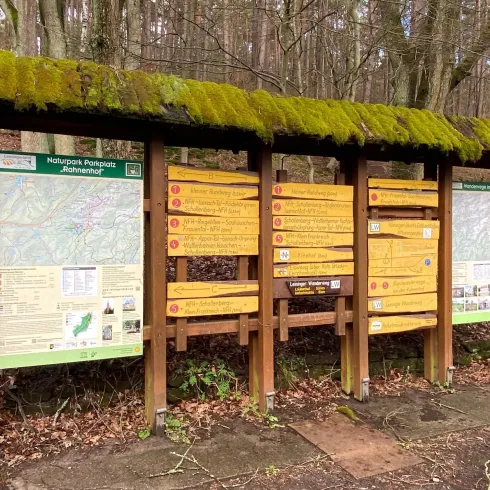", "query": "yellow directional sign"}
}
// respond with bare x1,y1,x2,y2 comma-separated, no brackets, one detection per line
369,254,438,276
273,232,353,247
368,276,437,297
168,281,259,299
369,190,438,207
167,297,259,317
168,234,258,256
168,197,259,218
274,247,353,263
368,239,439,260
273,216,354,232
368,293,437,313
369,315,437,335
273,262,354,278
168,216,259,235
368,219,440,239
272,199,353,217
168,166,259,185
168,182,258,200
272,183,353,201
368,178,438,191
